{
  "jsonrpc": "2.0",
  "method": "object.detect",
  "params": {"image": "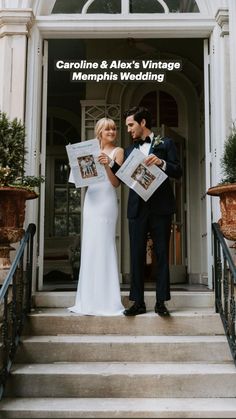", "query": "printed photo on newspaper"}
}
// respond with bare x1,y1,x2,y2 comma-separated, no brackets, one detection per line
116,148,168,201
66,138,106,188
